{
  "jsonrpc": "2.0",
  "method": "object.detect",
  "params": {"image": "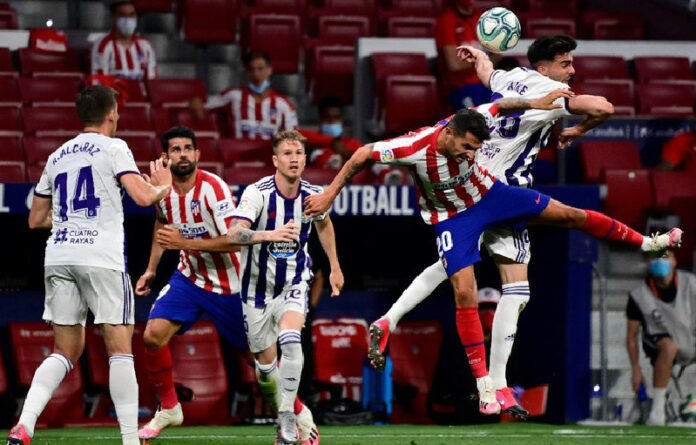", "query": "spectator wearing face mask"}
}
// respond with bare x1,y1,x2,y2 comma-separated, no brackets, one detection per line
626,250,696,426
301,97,362,169
91,1,157,80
